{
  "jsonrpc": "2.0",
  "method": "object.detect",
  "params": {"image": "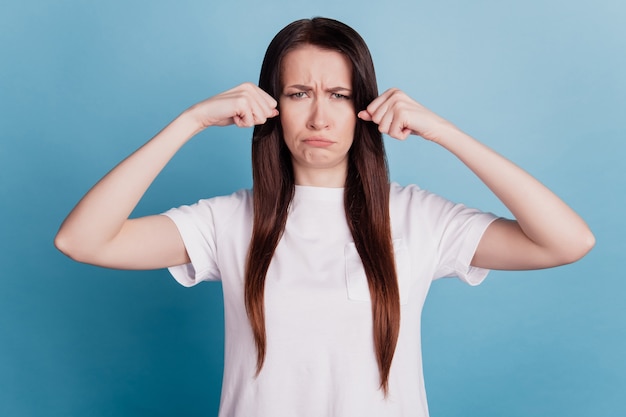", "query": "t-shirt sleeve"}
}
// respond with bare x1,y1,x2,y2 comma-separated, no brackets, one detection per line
432,199,498,285
398,184,499,286
161,200,222,286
